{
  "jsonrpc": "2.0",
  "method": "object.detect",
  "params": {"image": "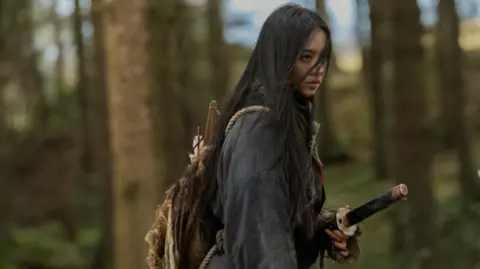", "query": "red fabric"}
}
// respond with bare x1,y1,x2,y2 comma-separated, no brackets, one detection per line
312,157,325,269
311,157,324,186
